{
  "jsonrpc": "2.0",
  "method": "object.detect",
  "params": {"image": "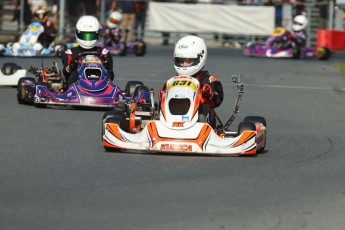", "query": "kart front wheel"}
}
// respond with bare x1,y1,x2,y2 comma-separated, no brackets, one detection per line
17,77,35,104
2,63,21,75
102,109,127,152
